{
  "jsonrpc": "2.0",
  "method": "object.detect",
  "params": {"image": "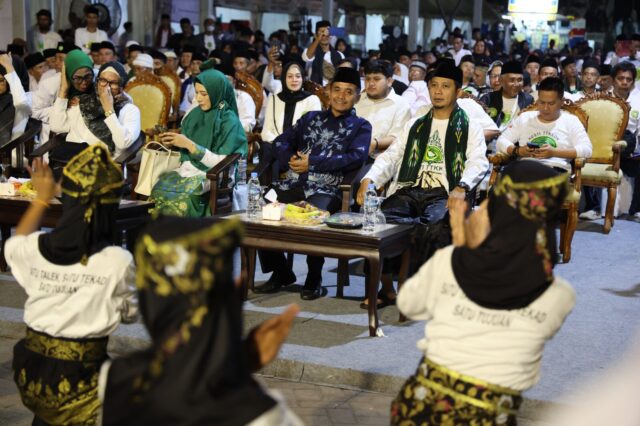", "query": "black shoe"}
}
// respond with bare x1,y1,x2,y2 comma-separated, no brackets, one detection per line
300,286,322,300
253,271,296,294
